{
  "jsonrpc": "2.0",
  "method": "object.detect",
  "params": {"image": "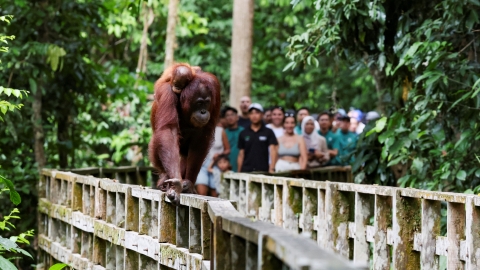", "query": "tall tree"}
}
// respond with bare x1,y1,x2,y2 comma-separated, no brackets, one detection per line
164,0,179,68
229,0,254,109
286,0,480,192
